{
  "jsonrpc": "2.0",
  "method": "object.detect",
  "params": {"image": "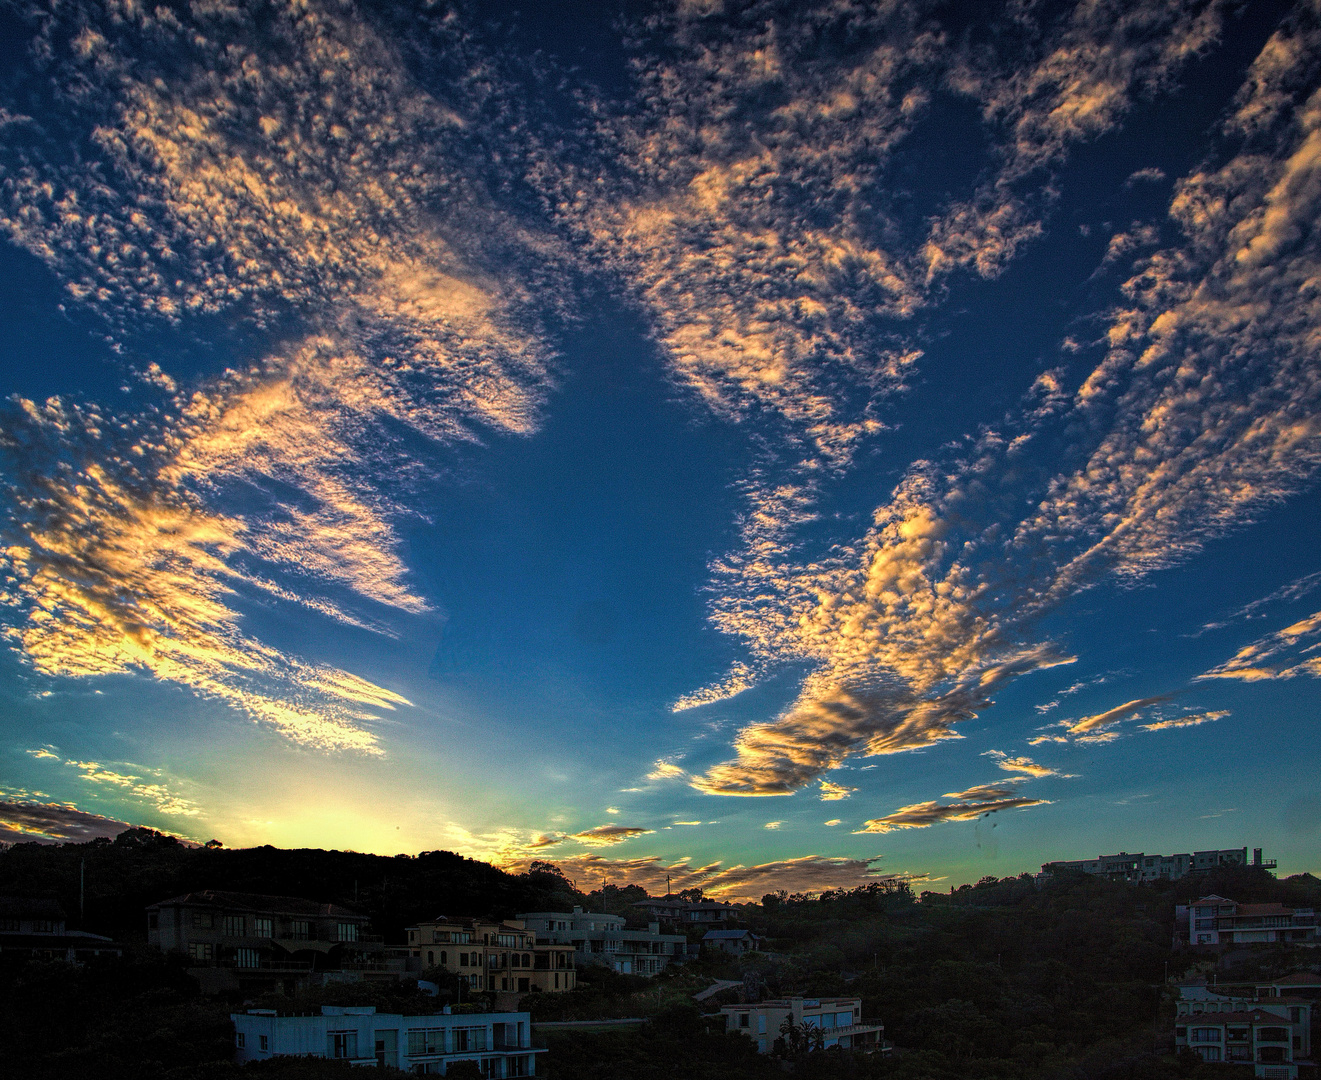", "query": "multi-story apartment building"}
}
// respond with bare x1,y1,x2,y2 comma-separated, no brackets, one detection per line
1178,895,1318,946
146,890,387,993
1042,847,1274,883
0,897,121,965
720,997,887,1055
403,916,576,1006
233,1004,544,1076
517,906,688,976
1173,976,1313,1077
1174,1004,1308,1078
